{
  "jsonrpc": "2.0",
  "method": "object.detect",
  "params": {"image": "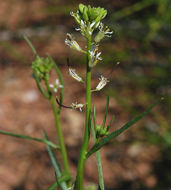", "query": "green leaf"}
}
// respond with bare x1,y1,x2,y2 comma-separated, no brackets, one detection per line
43,131,68,190
102,96,109,129
93,106,97,130
92,106,105,190
24,35,38,57
109,115,115,127
0,130,59,149
86,99,161,158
